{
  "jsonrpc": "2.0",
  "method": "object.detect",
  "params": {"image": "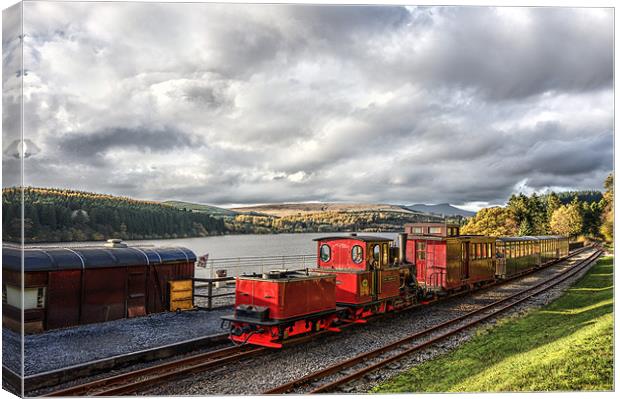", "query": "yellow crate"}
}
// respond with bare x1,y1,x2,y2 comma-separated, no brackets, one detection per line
168,280,194,311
